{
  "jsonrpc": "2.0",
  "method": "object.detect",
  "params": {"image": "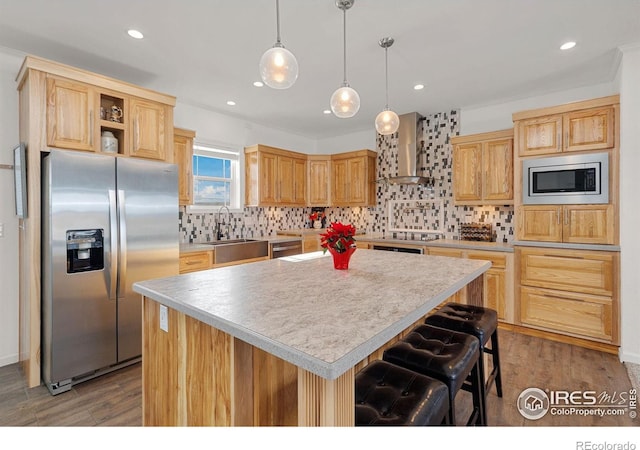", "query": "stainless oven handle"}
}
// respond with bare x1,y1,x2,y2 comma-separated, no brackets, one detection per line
272,244,302,252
